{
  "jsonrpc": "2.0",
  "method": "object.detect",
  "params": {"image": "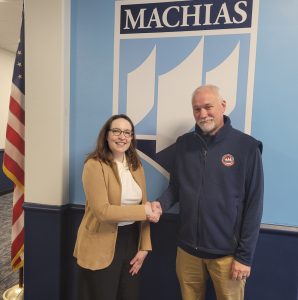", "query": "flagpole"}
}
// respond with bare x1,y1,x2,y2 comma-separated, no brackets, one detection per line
19,267,23,288
2,267,24,300
2,285,24,300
